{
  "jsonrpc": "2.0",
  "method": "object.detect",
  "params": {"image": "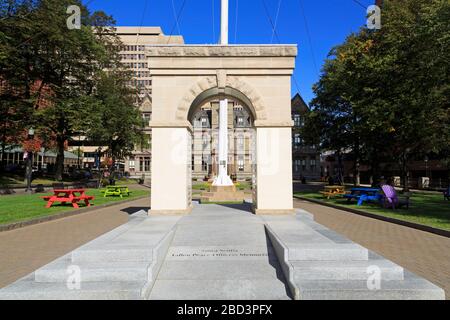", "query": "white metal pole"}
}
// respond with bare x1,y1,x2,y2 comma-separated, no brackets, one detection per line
220,0,228,45
213,0,233,186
